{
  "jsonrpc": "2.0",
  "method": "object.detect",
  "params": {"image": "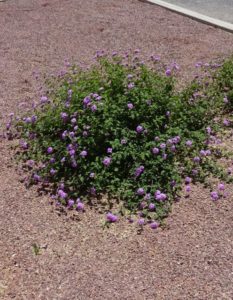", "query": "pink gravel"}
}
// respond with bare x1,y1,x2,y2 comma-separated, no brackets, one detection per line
0,0,233,299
